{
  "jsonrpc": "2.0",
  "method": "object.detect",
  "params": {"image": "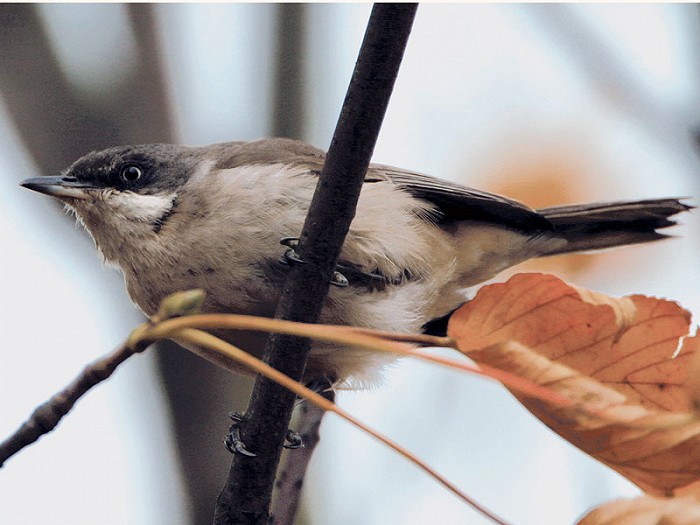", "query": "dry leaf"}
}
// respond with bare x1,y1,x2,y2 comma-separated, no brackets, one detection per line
577,494,700,525
683,335,700,413
448,273,699,495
